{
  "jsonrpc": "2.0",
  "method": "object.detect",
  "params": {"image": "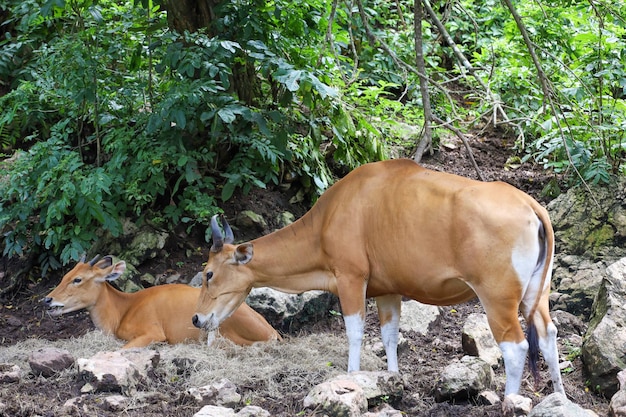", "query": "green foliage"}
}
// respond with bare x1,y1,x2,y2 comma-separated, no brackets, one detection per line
468,0,626,185
0,125,122,274
5,0,626,273
0,0,391,271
